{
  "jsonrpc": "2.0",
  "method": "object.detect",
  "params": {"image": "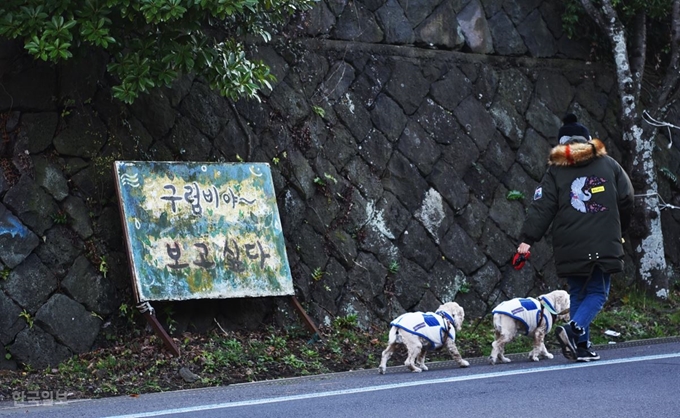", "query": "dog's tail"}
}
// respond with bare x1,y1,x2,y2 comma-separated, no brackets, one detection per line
395,329,403,344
